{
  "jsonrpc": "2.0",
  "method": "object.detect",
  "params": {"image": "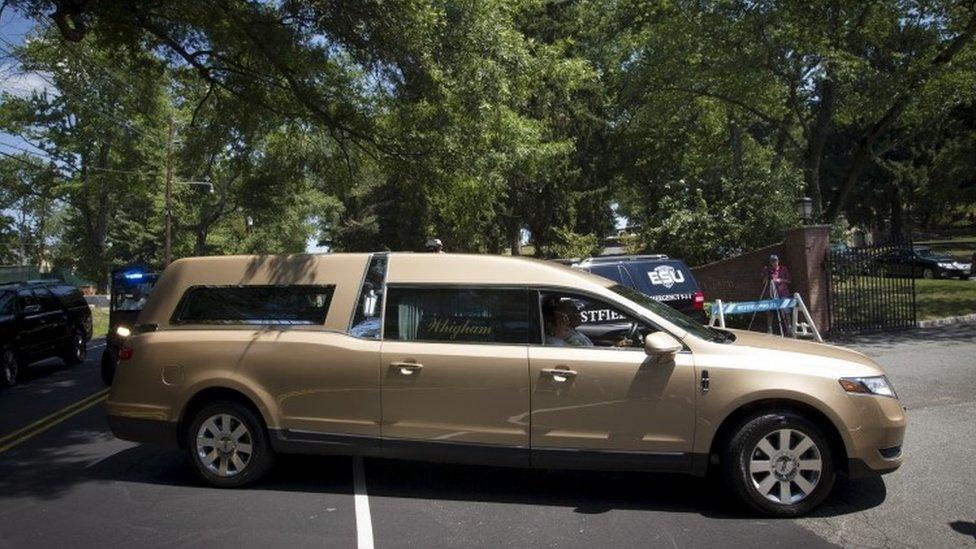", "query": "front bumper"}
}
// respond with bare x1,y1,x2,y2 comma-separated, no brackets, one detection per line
939,267,970,278
845,393,906,477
